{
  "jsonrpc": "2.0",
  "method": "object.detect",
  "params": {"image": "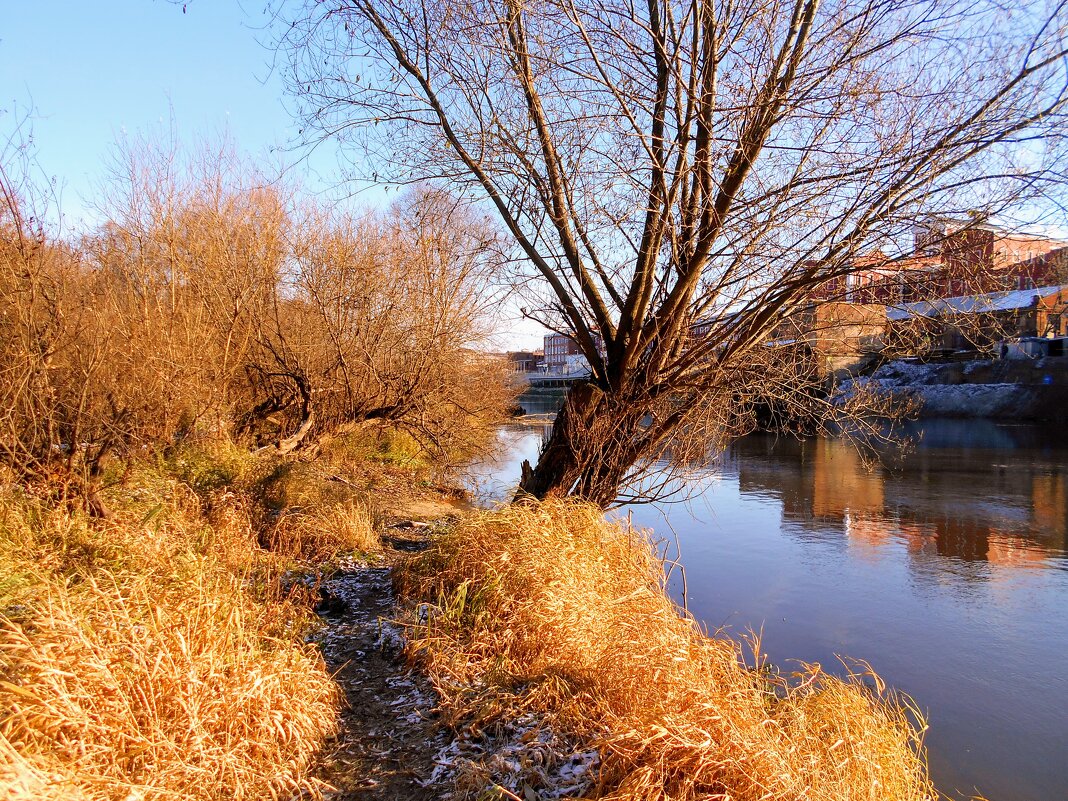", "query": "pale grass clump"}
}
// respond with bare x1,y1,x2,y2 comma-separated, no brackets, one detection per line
0,479,340,801
1,570,338,800
255,446,383,562
267,500,380,561
399,500,937,801
0,727,82,801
